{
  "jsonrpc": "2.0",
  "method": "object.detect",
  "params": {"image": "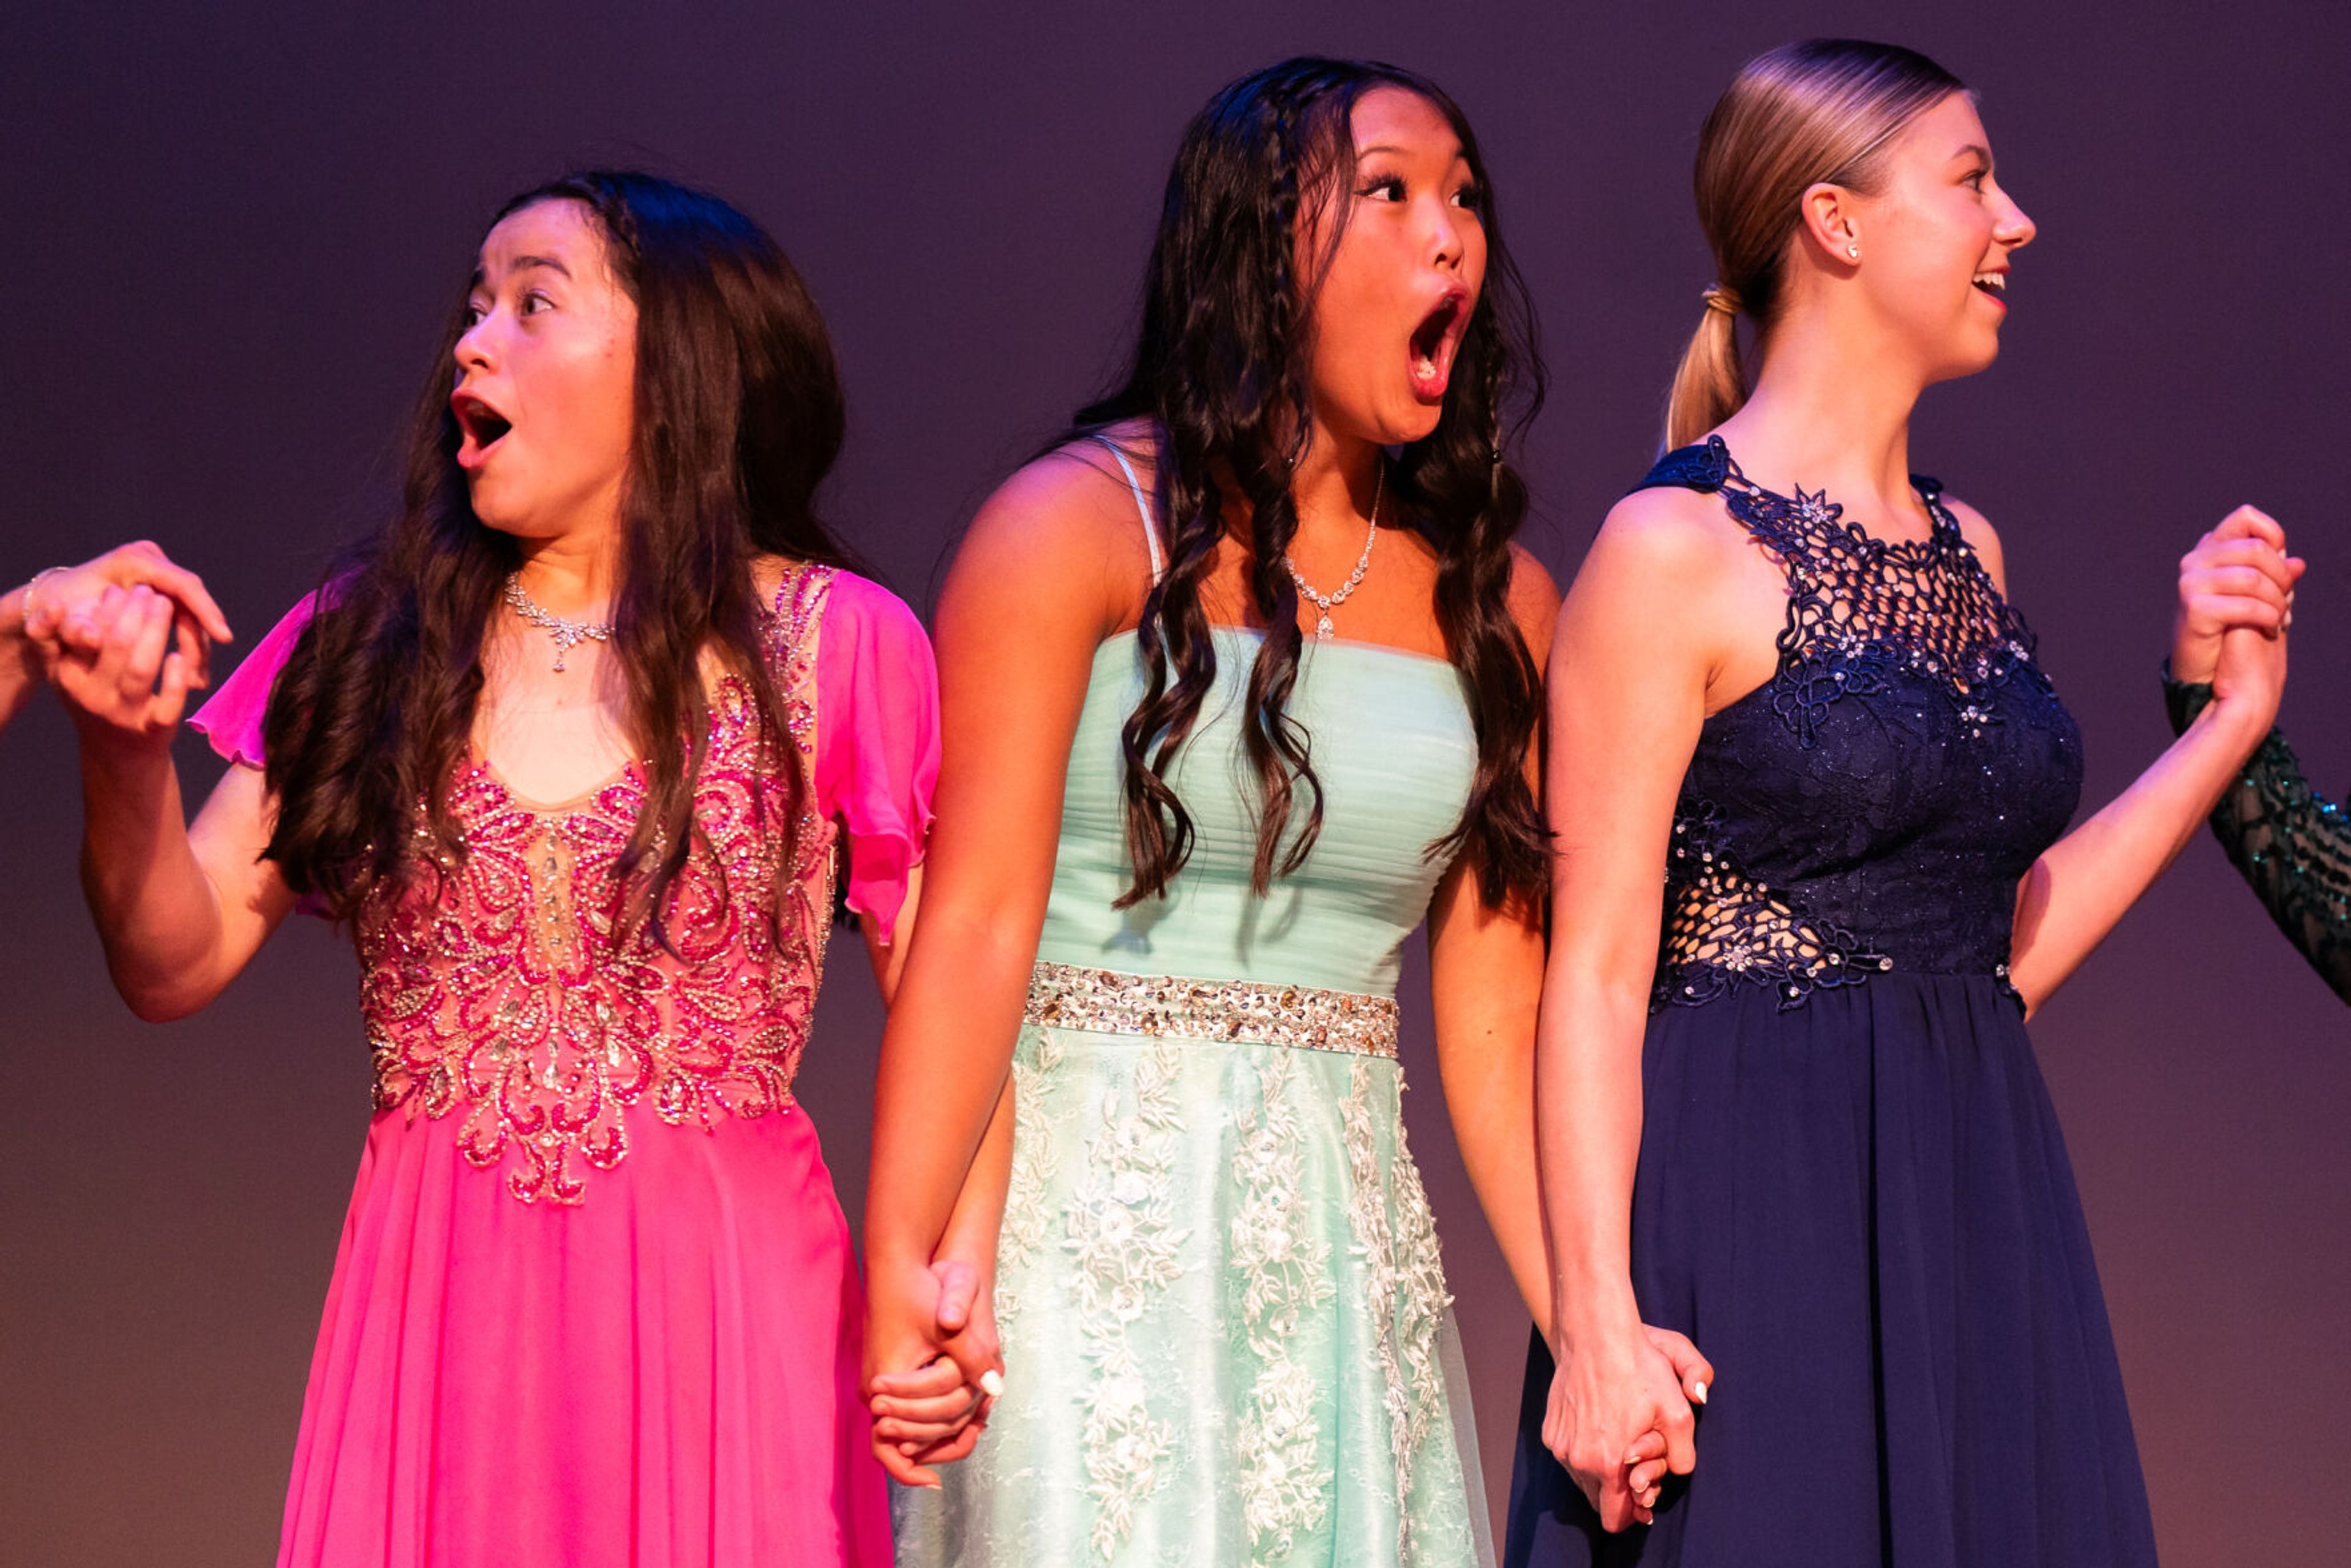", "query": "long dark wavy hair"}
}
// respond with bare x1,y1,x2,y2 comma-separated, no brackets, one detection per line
261,171,853,938
1073,57,1548,908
